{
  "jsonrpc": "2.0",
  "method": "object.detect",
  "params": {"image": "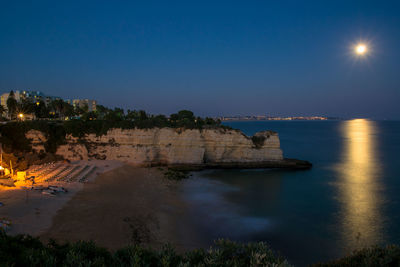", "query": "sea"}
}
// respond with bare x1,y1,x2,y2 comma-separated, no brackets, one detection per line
180,119,400,266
